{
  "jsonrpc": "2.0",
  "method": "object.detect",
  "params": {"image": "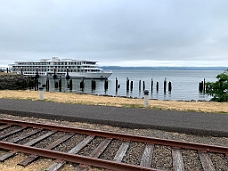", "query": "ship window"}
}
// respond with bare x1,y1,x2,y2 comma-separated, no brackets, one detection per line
86,62,96,65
